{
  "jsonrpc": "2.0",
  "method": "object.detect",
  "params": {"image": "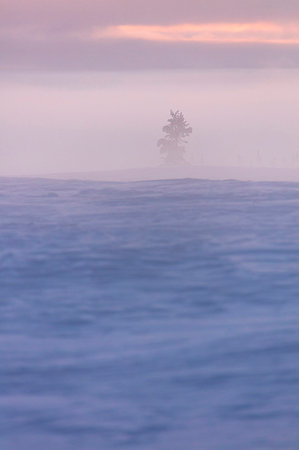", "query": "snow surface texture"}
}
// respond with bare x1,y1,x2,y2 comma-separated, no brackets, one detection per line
1,177,299,449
